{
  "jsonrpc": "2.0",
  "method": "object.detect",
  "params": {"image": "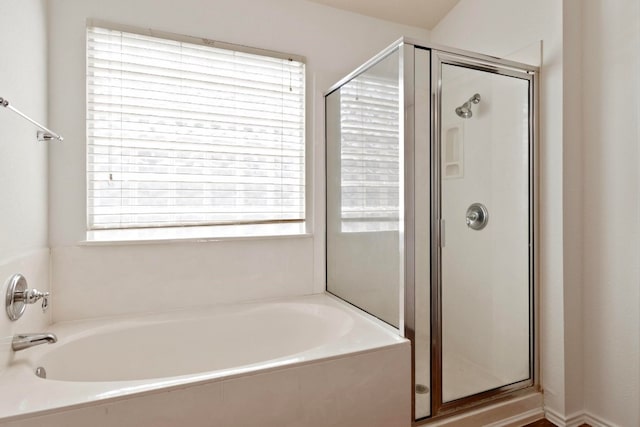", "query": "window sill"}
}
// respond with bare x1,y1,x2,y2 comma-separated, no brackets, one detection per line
82,222,310,246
